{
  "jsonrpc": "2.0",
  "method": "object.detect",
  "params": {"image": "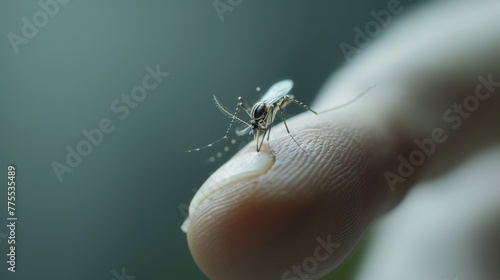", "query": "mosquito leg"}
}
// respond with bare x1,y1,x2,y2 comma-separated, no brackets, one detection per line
257,129,267,152
279,108,311,156
316,83,376,114
238,97,252,116
186,100,245,152
286,96,318,114
255,129,260,152
224,103,245,139
265,124,272,152
265,125,277,156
